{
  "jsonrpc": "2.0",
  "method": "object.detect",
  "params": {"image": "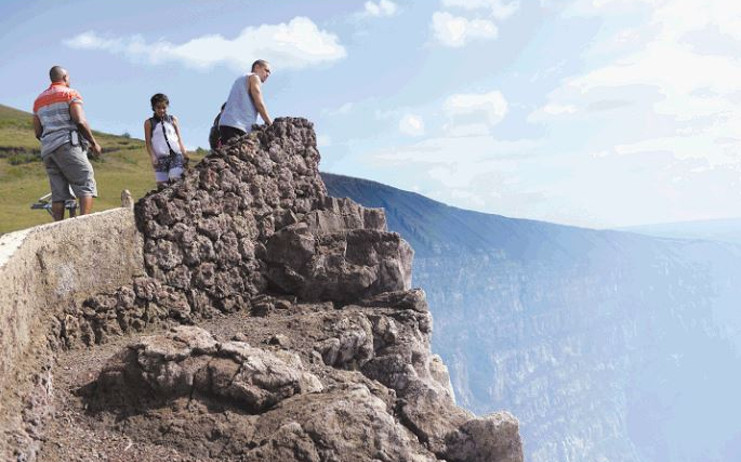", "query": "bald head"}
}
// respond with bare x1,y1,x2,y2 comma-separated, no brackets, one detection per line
49,66,67,83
